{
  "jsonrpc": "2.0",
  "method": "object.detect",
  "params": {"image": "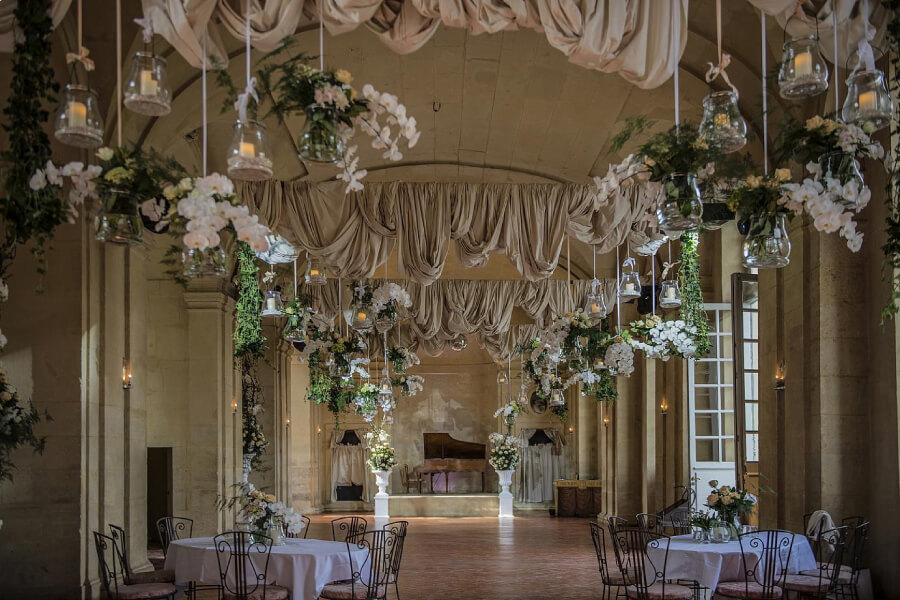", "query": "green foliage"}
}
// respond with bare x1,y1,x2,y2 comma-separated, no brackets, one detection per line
881,0,900,321
234,243,265,359
678,233,710,357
